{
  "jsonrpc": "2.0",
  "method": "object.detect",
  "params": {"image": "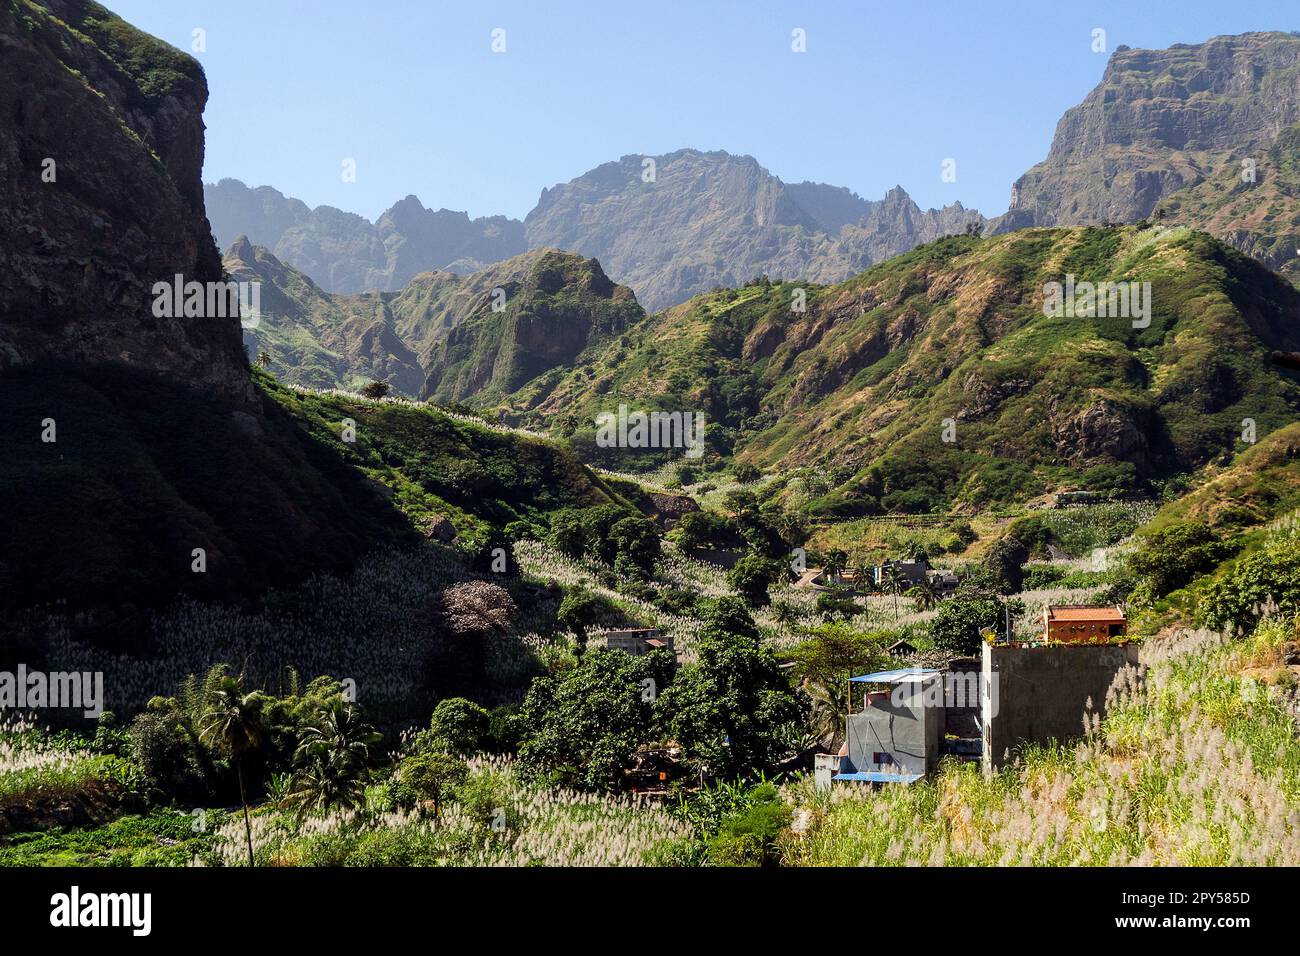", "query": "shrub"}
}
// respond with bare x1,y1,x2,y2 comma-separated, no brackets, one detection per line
706,783,791,866
930,598,1020,655
1128,522,1234,603
425,698,491,756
